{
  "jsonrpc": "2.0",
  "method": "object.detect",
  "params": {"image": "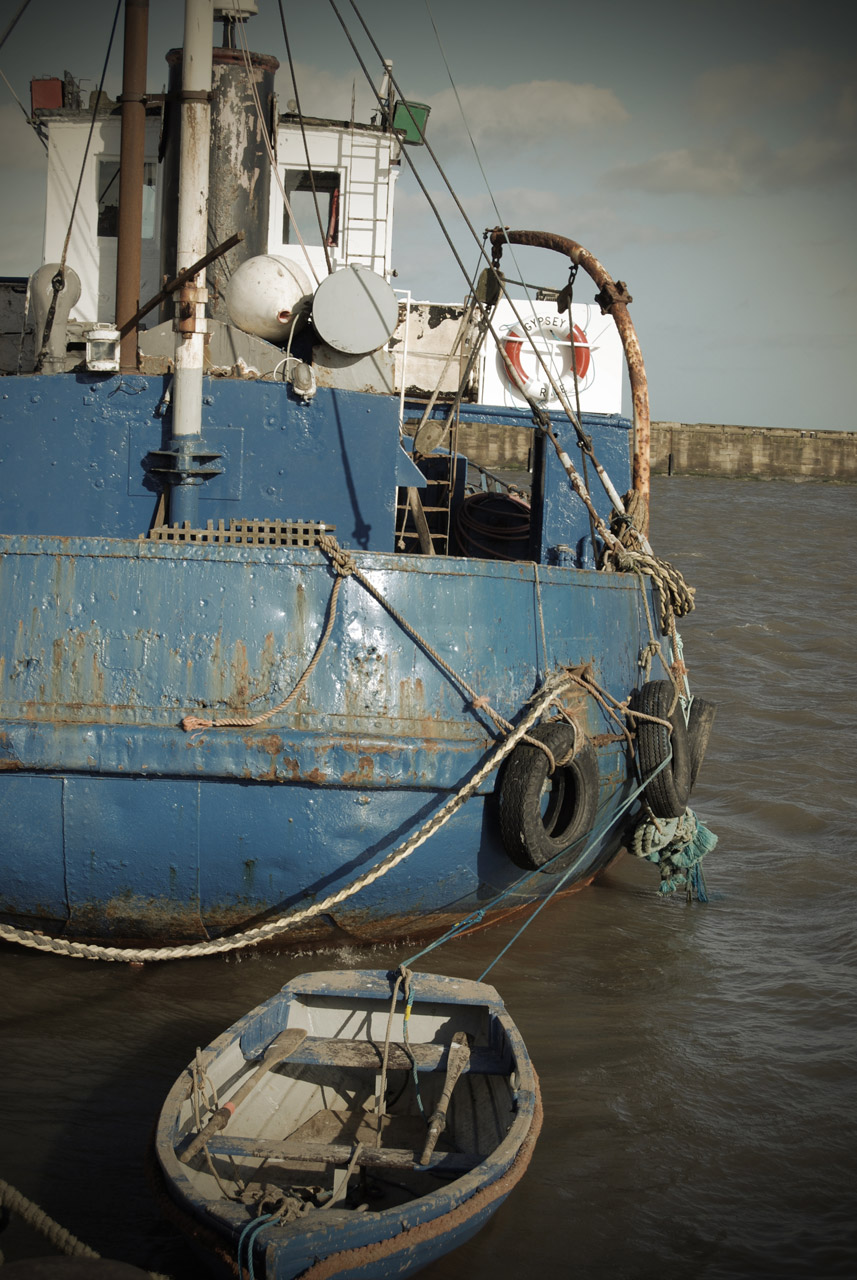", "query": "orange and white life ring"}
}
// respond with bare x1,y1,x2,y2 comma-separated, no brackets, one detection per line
501,319,591,402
